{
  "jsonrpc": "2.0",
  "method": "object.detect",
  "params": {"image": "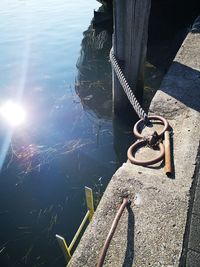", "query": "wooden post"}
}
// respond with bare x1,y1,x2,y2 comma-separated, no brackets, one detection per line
113,0,151,117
